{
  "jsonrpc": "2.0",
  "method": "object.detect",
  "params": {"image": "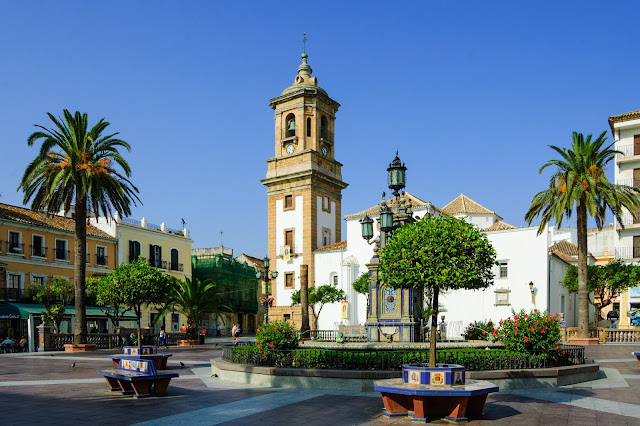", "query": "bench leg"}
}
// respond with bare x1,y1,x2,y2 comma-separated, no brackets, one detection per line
118,380,135,395
380,392,412,417
466,394,489,418
160,358,168,369
153,358,163,369
103,376,120,392
130,380,152,398
152,378,172,396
